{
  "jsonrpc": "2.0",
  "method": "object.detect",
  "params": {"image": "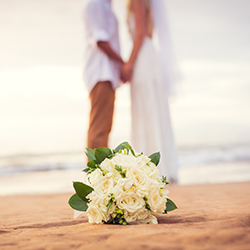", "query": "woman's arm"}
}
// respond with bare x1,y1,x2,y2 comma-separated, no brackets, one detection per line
122,0,147,81
128,0,147,66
